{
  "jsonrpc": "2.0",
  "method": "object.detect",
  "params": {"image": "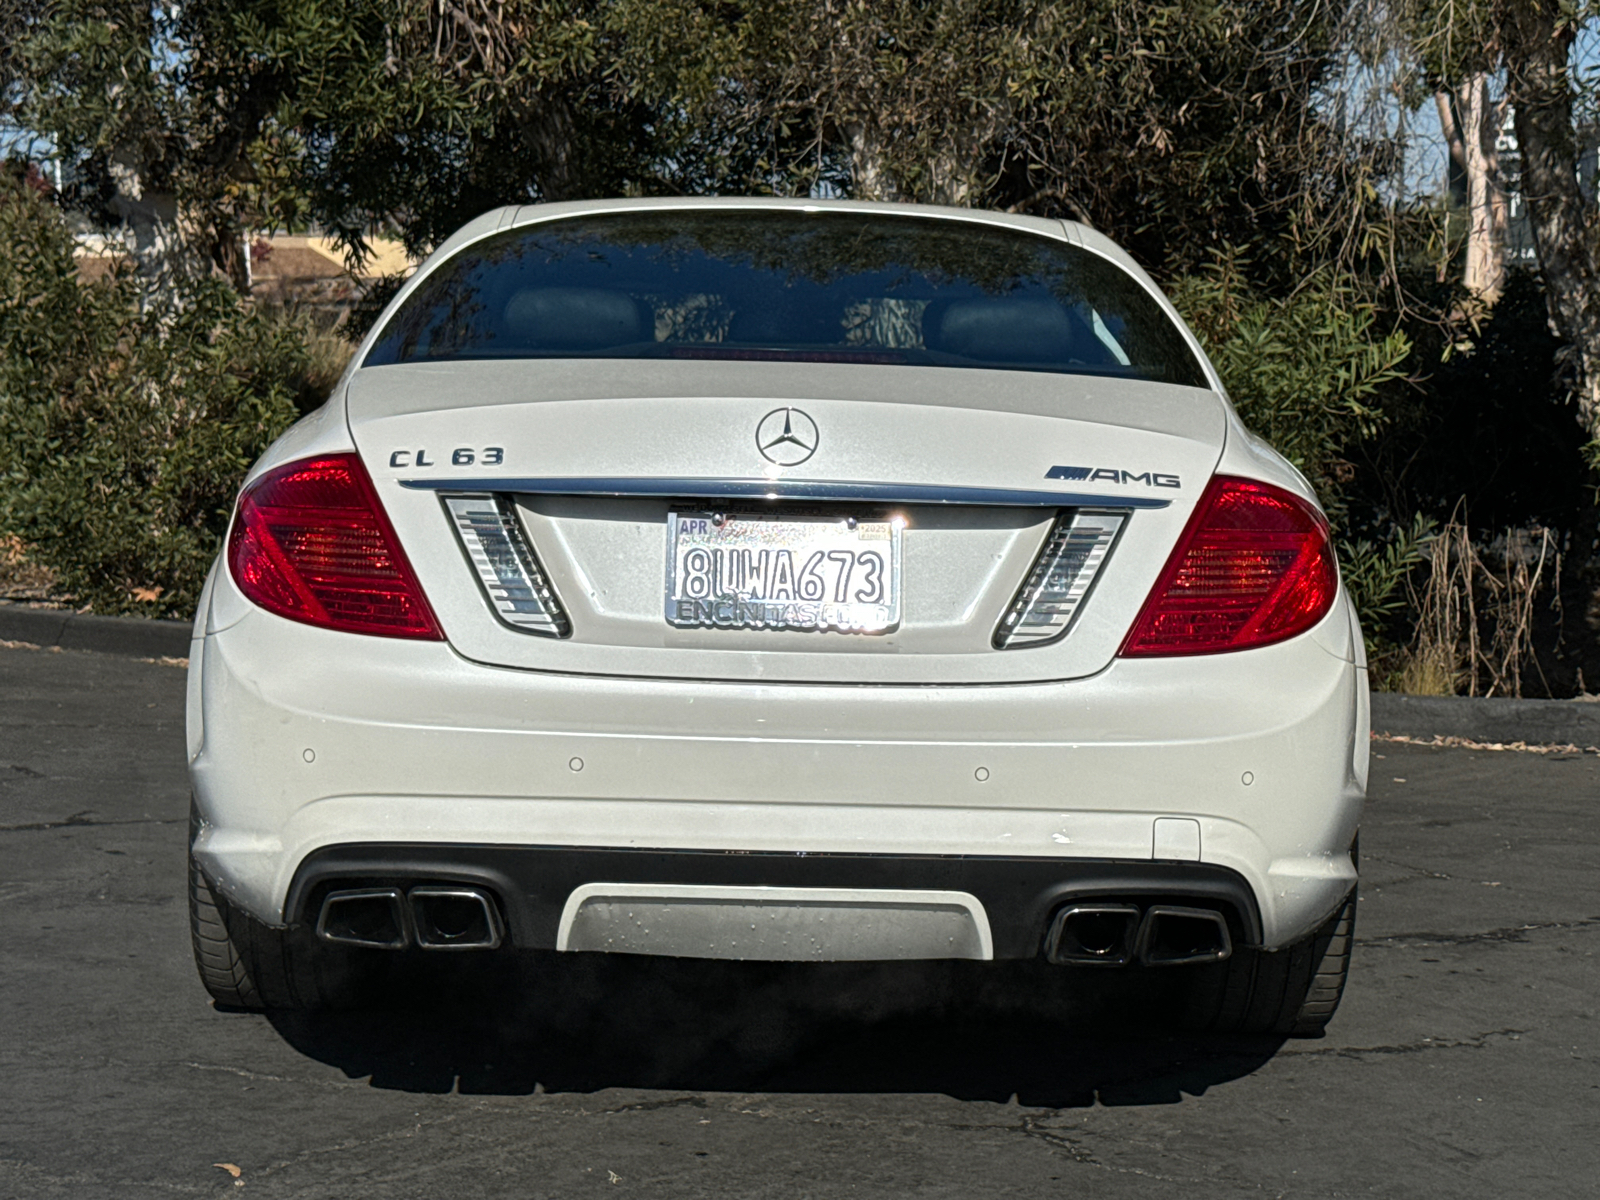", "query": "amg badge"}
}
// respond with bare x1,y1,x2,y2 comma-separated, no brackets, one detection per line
1046,465,1180,488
